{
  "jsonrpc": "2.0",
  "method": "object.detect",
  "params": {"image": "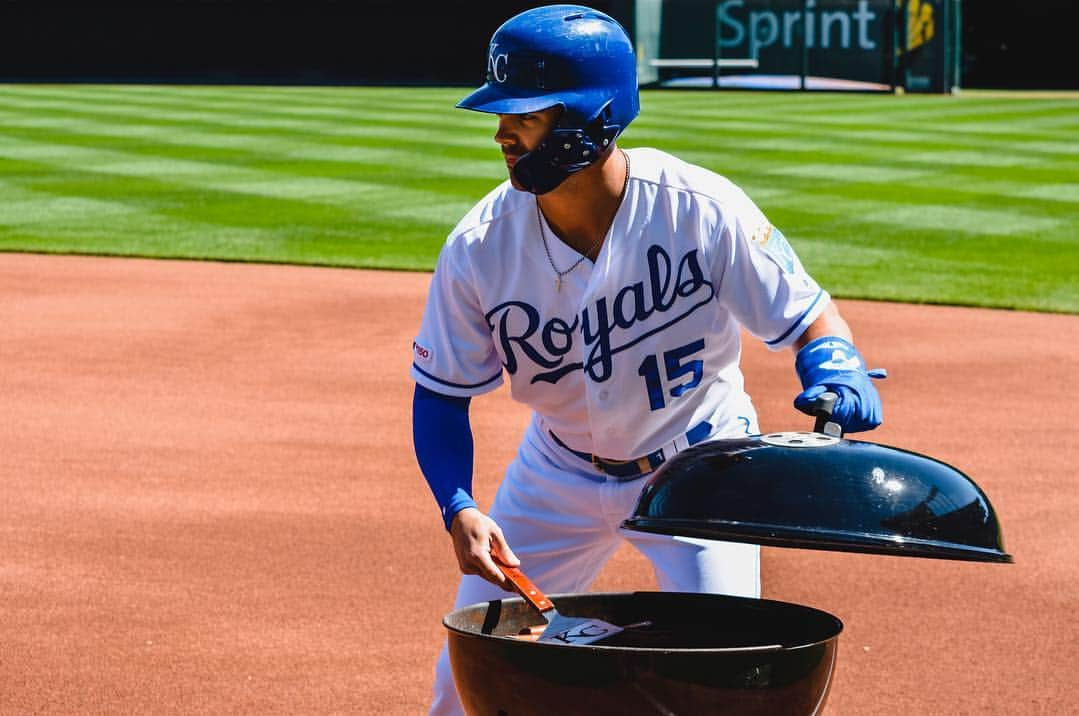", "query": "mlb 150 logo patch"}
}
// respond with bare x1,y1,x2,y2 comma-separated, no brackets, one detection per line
413,341,433,363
